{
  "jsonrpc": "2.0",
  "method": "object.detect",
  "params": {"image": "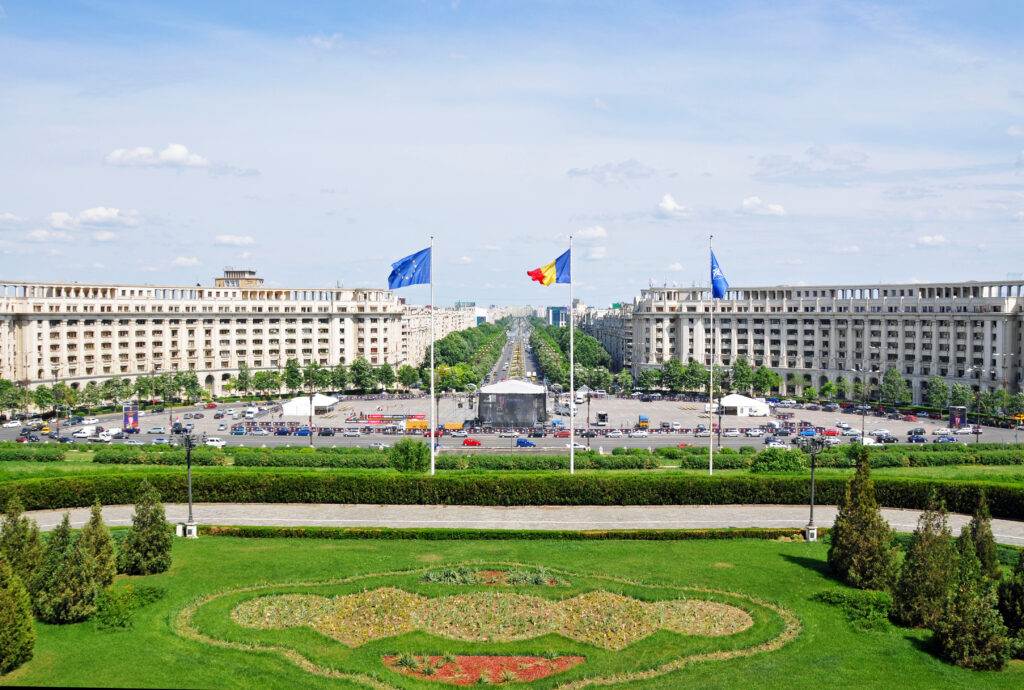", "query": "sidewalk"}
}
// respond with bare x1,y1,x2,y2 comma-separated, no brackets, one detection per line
25,503,1024,546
